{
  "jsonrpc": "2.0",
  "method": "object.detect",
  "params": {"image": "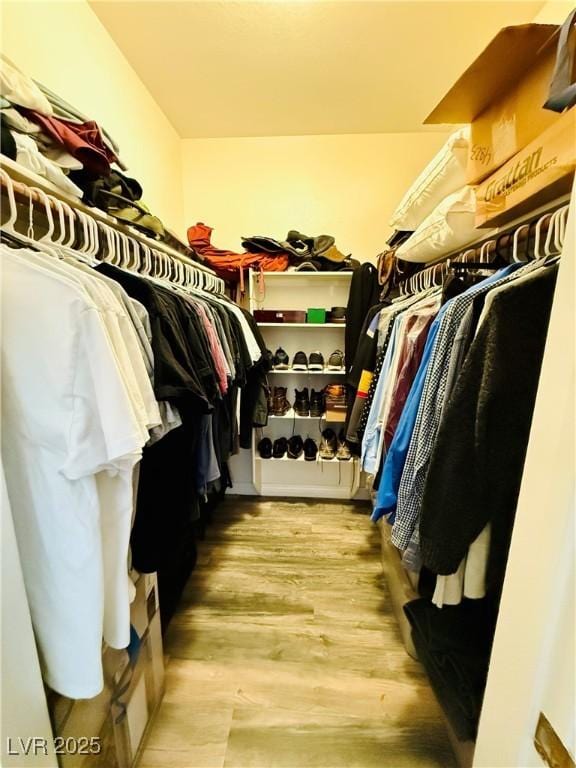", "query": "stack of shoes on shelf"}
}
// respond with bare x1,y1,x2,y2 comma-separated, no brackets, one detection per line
259,435,320,460
269,349,345,373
